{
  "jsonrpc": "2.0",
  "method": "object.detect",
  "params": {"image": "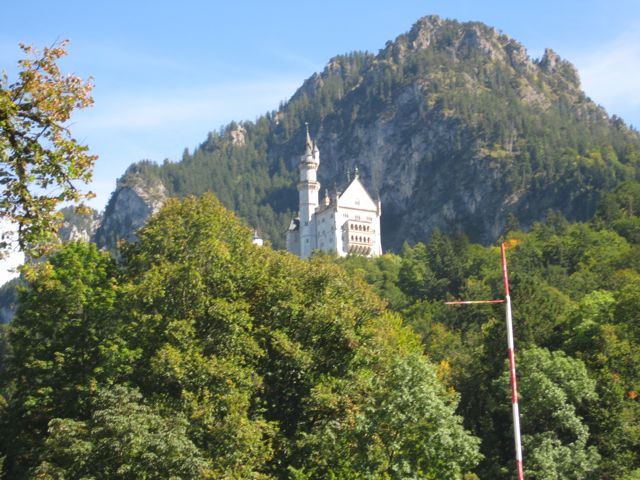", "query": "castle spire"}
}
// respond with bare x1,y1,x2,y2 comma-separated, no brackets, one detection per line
297,124,320,259
304,122,313,154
